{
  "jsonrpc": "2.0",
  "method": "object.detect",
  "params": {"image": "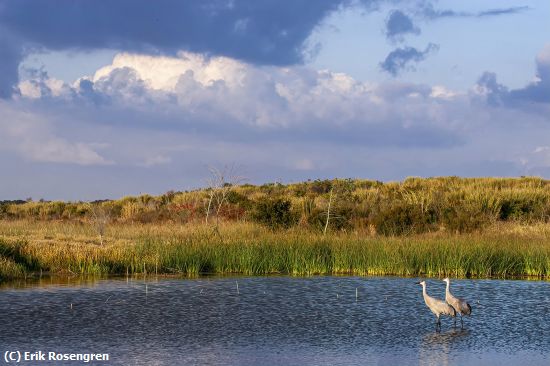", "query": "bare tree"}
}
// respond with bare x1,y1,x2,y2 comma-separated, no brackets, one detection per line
323,187,334,235
89,203,111,245
322,179,353,235
204,165,245,231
